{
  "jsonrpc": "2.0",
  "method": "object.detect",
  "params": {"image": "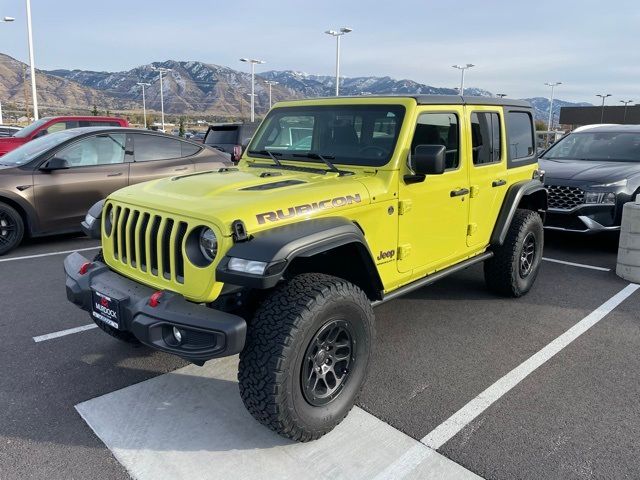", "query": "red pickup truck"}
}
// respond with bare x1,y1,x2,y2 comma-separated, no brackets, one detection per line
0,116,129,156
